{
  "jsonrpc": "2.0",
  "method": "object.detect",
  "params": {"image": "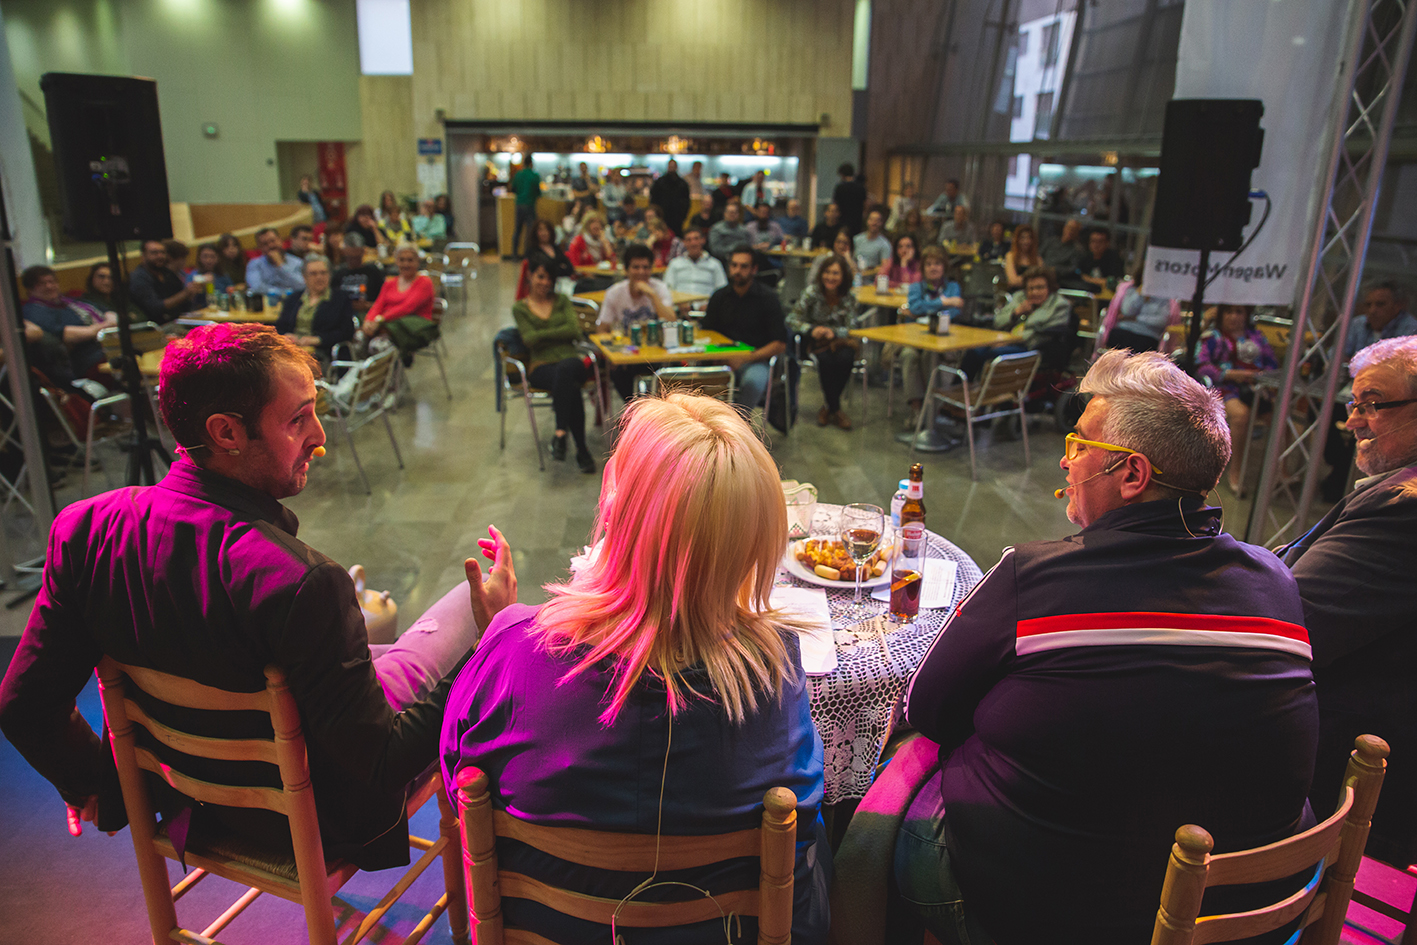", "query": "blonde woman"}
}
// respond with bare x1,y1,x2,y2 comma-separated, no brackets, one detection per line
441,393,830,945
